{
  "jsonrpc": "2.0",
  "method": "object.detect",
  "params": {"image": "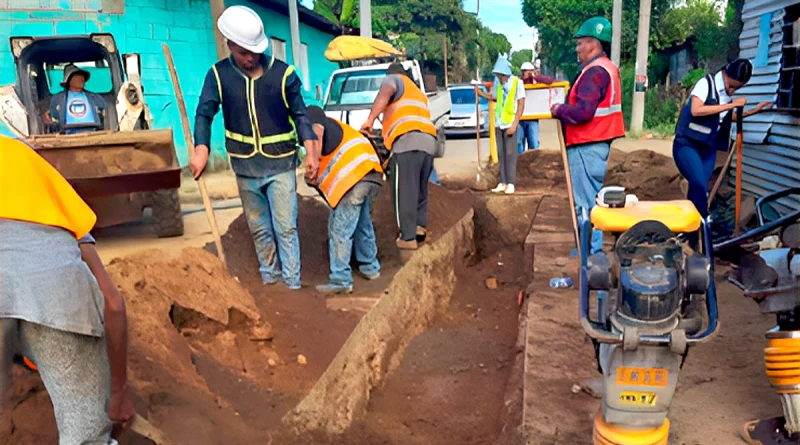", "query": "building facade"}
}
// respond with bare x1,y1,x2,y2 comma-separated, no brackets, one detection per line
0,0,341,165
736,0,800,212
